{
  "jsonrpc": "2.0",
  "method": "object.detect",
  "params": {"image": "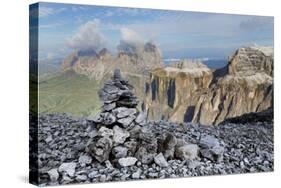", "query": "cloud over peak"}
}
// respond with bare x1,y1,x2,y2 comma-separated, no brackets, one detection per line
66,19,106,51
117,28,147,53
